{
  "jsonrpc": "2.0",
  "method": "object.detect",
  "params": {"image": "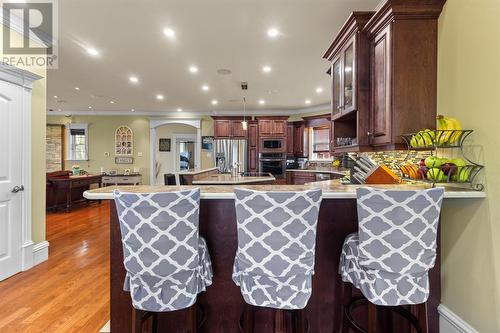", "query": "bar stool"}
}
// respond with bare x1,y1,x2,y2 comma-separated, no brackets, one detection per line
232,188,323,333
114,188,213,333
164,173,176,185
339,187,445,333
